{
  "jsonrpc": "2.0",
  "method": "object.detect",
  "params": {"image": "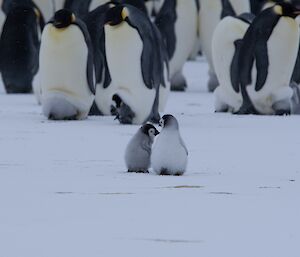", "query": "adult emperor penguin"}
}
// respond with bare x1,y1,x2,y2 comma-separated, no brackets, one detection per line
125,123,159,173
199,0,250,92
155,0,199,91
151,114,188,176
213,13,254,112
0,5,43,93
93,3,170,124
232,3,300,115
39,9,95,120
